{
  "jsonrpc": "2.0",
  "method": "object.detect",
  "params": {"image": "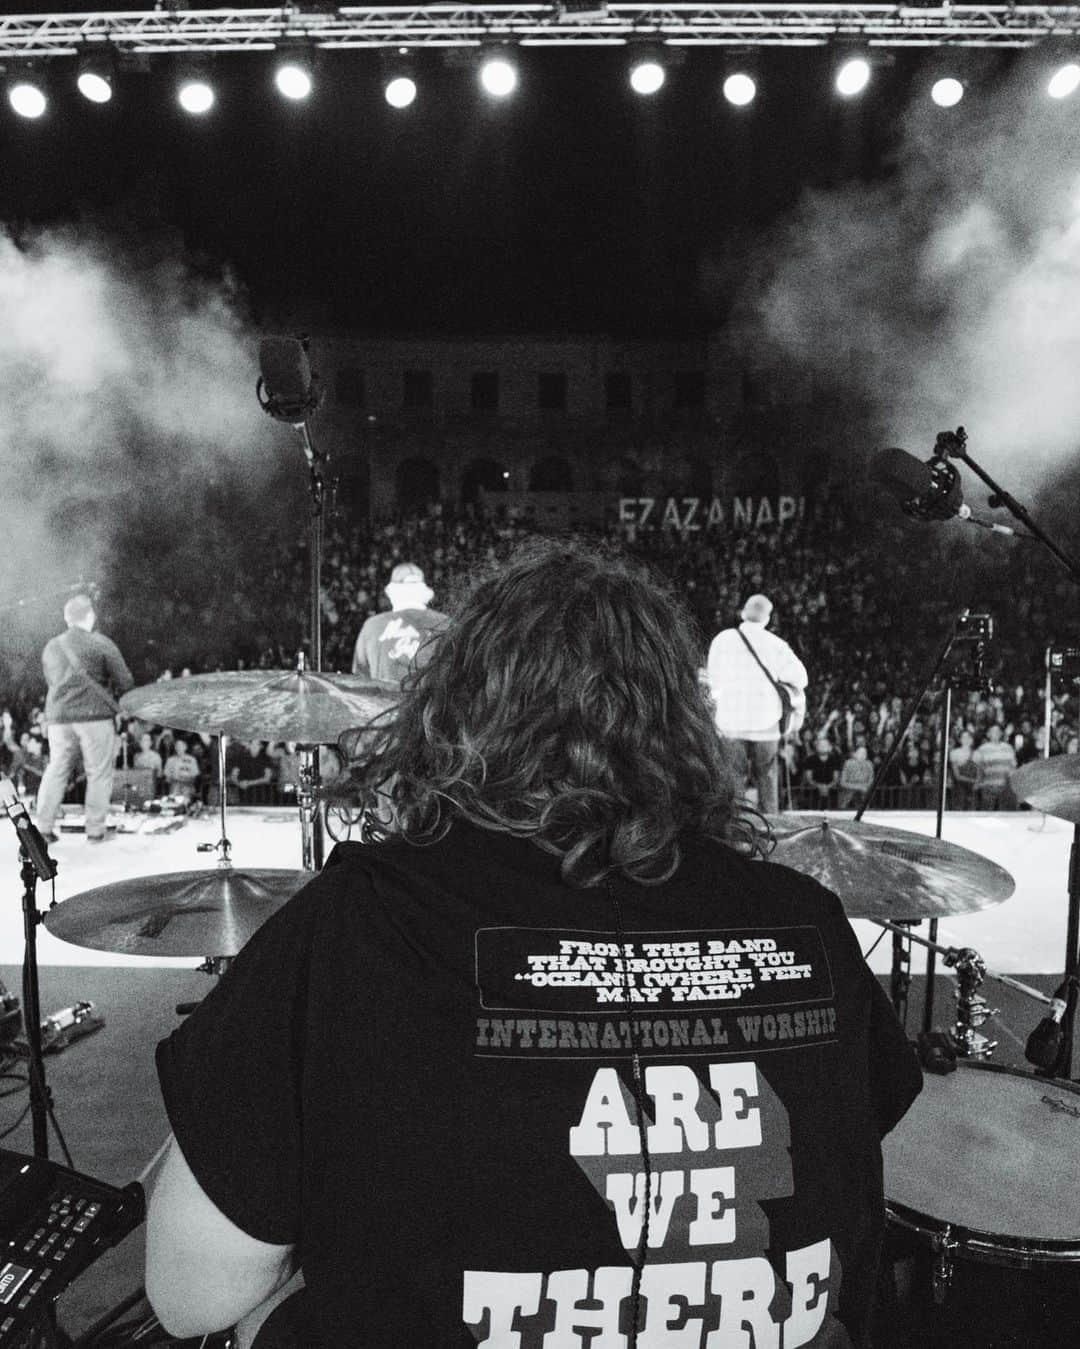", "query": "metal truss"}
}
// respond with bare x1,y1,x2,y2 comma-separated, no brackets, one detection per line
2,5,1080,59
